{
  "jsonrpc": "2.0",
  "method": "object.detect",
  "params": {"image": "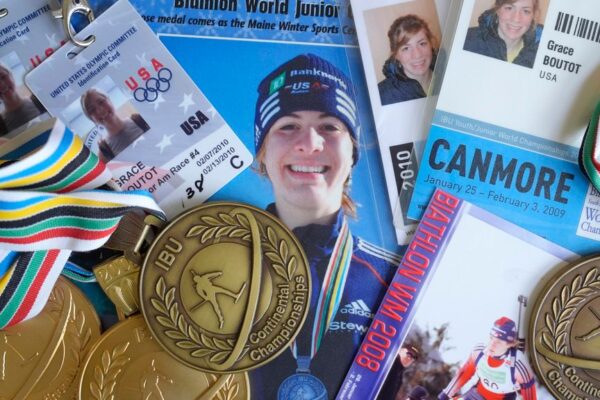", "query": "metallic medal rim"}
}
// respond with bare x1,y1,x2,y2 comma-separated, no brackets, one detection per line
76,315,142,399
528,254,600,397
277,372,328,400
5,277,100,399
139,201,312,373
76,314,250,400
61,276,102,334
